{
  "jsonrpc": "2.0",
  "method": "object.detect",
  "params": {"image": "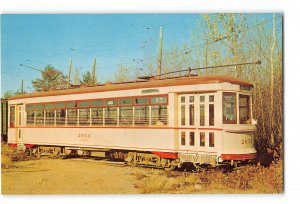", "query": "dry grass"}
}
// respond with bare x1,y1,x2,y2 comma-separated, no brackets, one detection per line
1,143,30,169
1,144,14,169
134,160,283,194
